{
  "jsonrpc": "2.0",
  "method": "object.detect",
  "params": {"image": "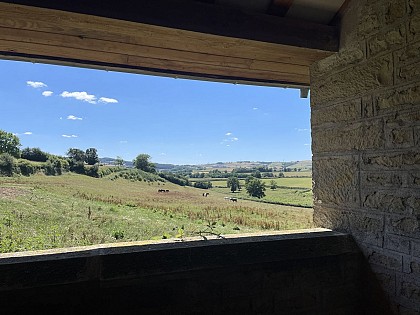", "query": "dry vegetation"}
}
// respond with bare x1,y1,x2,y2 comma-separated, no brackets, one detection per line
0,174,313,253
